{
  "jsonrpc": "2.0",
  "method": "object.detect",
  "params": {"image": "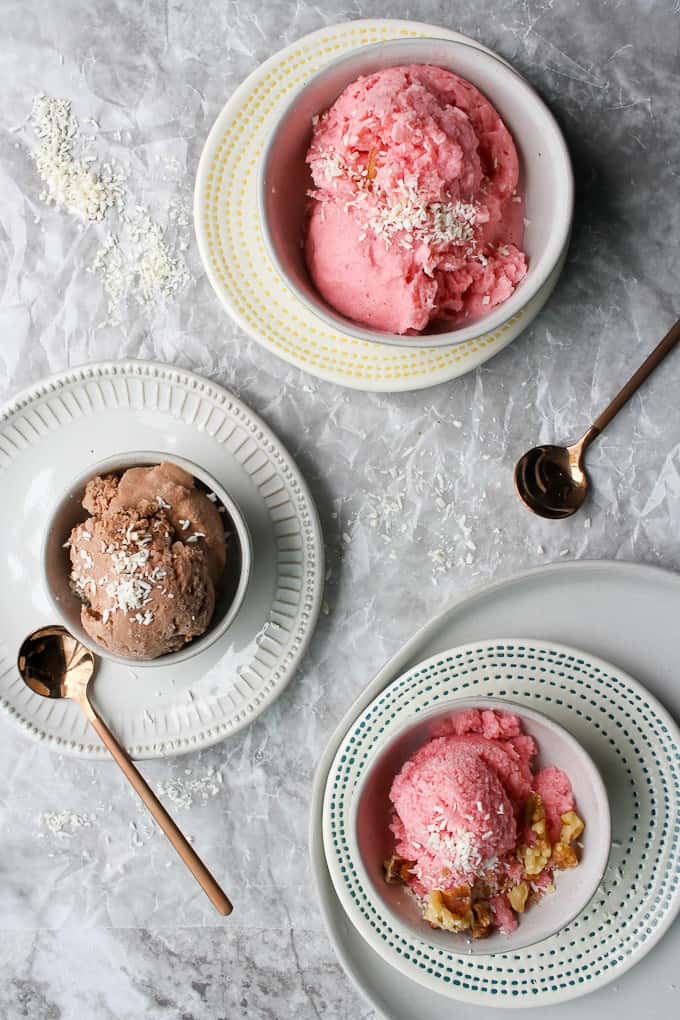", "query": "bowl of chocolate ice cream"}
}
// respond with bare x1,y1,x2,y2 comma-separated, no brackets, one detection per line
42,453,252,665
